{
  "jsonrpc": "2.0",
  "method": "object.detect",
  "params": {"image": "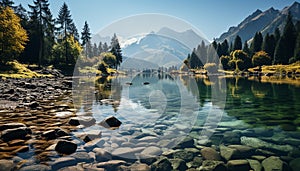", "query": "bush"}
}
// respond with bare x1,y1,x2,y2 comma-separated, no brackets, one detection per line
252,51,271,67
